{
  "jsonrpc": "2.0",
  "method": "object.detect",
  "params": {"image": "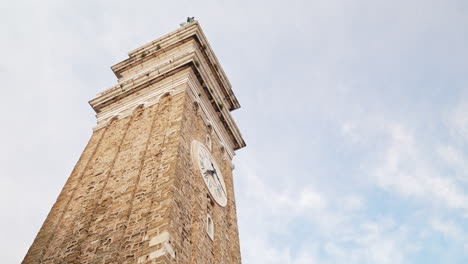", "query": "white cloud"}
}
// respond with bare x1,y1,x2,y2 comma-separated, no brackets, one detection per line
341,195,365,211
236,157,414,264
431,218,464,241
239,158,328,215
298,189,328,210
241,236,320,264
437,145,468,182
449,100,468,142
368,123,468,214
